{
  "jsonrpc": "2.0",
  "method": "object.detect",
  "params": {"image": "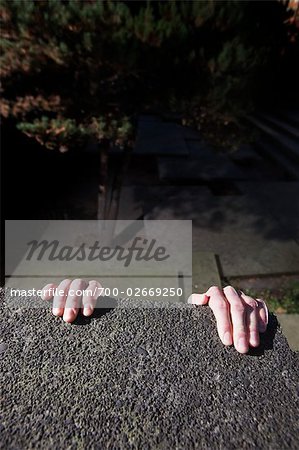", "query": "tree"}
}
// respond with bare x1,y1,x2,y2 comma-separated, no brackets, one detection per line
1,0,297,154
